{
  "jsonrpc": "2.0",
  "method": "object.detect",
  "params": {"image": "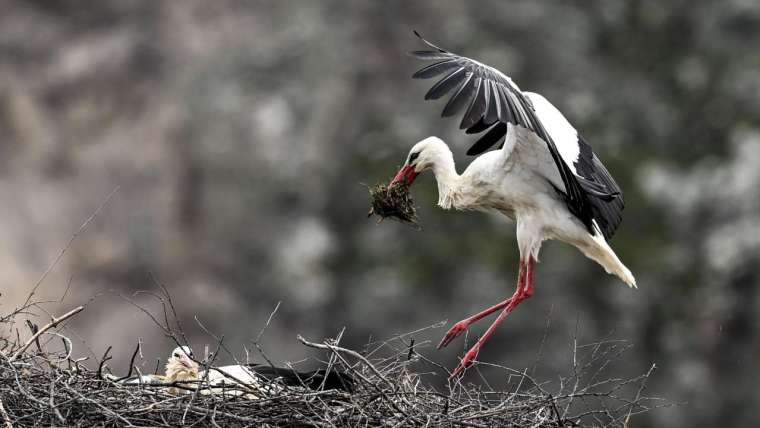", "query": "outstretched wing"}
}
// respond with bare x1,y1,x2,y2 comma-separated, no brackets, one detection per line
410,31,623,240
